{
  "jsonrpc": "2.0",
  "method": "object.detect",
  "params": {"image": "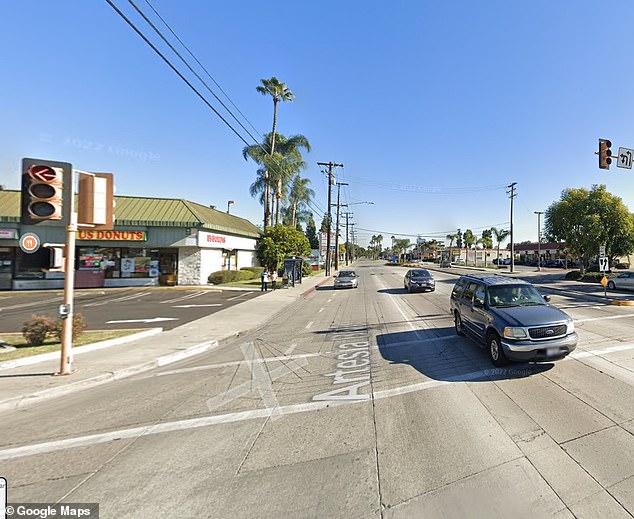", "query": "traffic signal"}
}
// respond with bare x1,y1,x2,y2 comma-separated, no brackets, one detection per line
21,158,72,226
599,139,612,170
78,172,115,230
43,245,65,272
